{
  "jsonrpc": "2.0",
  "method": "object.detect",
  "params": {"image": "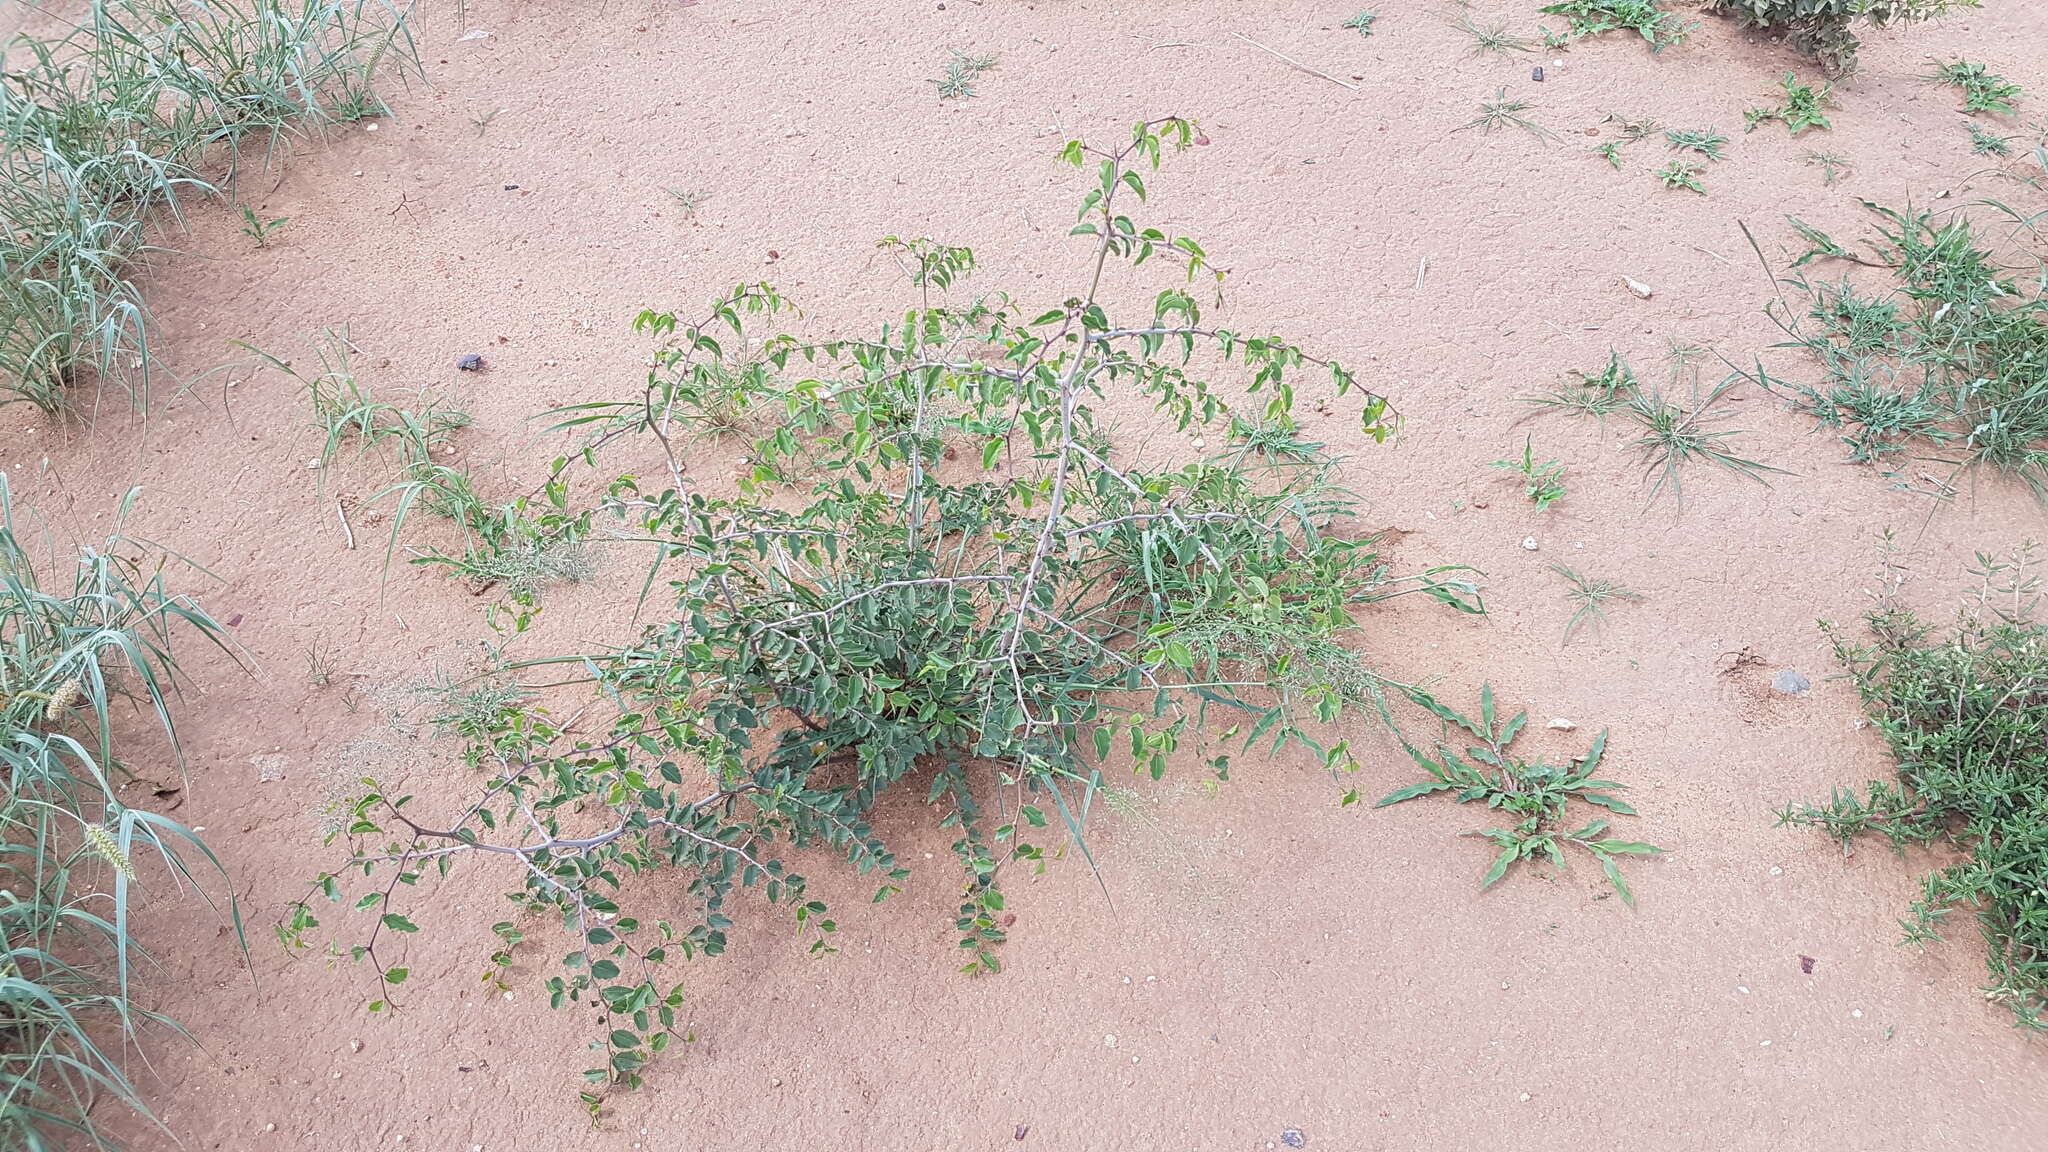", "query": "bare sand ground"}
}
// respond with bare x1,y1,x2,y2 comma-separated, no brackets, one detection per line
6,0,2047,1147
